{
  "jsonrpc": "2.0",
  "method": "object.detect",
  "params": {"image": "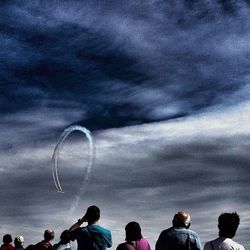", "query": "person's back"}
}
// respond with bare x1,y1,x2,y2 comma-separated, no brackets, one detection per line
156,211,202,250
116,222,151,250
14,236,24,250
71,224,111,250
1,244,15,250
35,241,52,250
28,229,55,250
204,212,245,250
1,234,15,250
204,237,244,250
156,227,201,250
69,205,112,250
135,238,151,250
116,238,150,250
116,243,135,250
